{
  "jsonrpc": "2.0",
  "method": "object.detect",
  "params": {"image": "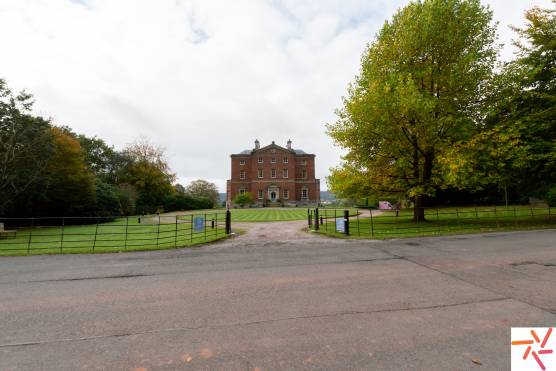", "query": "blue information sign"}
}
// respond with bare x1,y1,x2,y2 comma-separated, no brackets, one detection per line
193,216,205,232
335,218,345,233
